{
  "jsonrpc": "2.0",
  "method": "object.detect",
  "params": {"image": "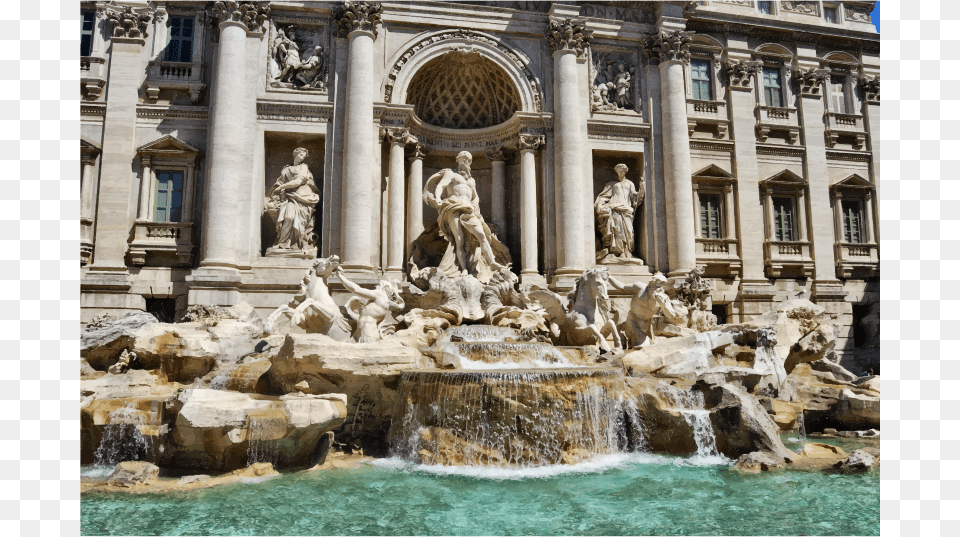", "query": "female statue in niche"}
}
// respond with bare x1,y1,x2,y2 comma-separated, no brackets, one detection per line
595,163,644,263
265,147,320,254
